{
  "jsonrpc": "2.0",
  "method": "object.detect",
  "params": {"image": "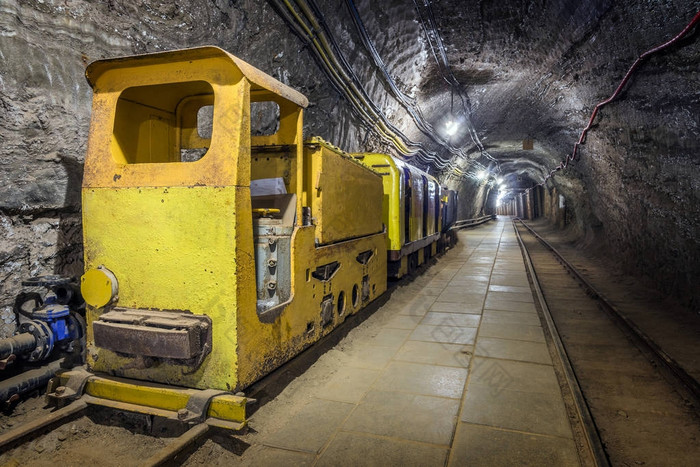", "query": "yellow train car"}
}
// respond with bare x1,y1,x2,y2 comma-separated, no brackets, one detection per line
355,153,442,278
439,187,459,251
54,46,387,428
